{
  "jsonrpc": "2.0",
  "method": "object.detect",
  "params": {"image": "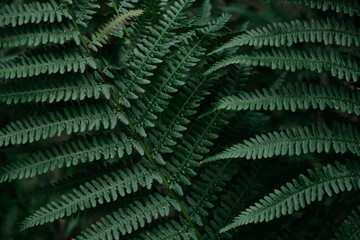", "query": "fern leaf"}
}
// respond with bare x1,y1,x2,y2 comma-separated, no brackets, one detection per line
115,0,195,107
145,75,212,163
0,102,123,147
335,206,360,240
205,122,360,162
0,22,80,48
75,193,180,240
69,0,99,27
106,0,139,11
205,47,360,82
87,9,143,52
0,0,70,28
131,40,206,136
165,112,228,195
264,0,360,16
0,73,111,104
0,49,95,80
204,166,262,239
211,18,360,54
0,132,142,183
221,160,360,231
129,14,230,137
20,163,161,230
186,164,231,225
134,220,197,240
213,83,360,116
